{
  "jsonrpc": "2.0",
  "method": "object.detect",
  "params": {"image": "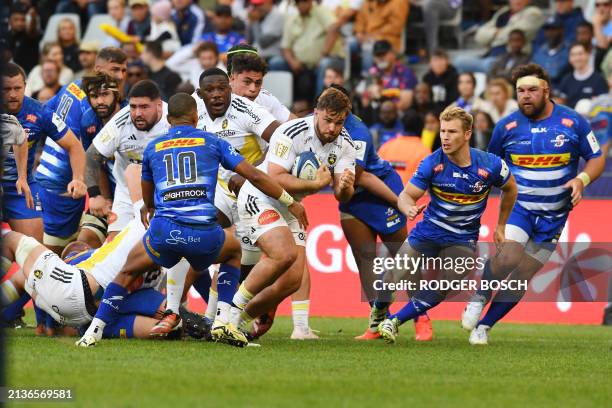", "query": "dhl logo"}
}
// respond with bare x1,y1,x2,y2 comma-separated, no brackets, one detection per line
510,153,570,168
155,138,204,152
431,187,489,205
67,83,86,101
